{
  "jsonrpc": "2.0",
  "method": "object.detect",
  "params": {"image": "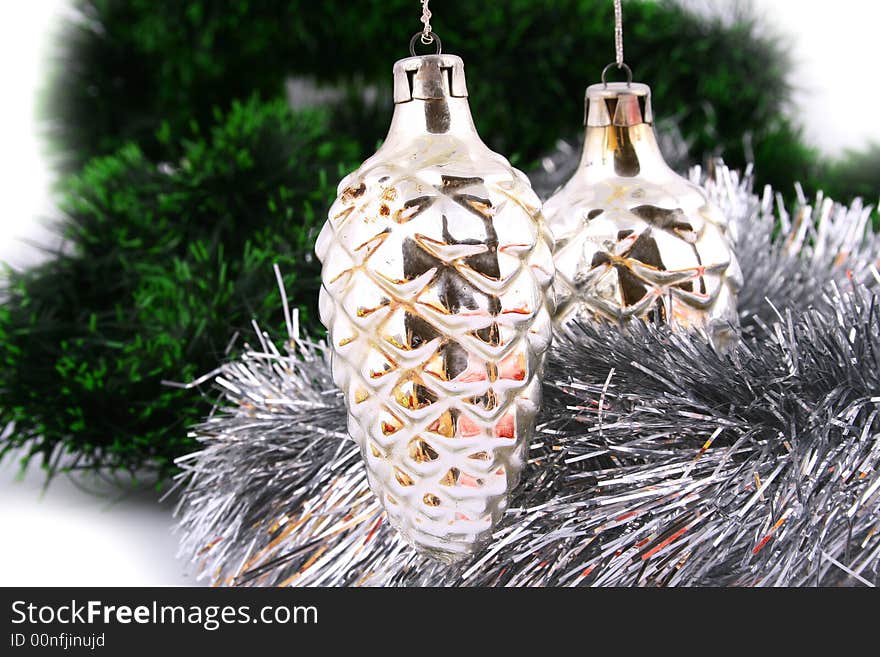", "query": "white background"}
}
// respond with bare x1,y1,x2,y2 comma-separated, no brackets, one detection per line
0,1,878,585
